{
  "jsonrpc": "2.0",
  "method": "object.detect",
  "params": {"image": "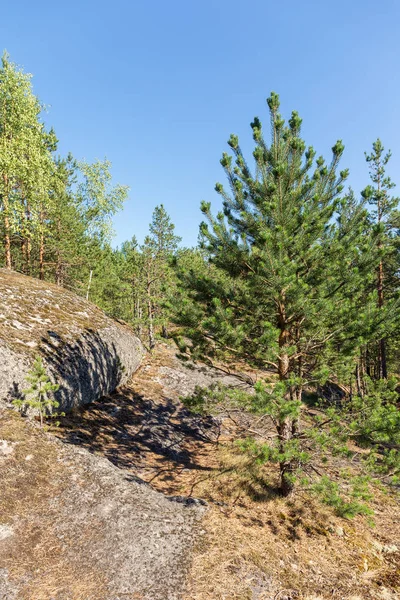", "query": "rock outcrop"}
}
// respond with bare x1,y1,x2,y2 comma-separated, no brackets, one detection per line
0,269,145,410
0,410,205,600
